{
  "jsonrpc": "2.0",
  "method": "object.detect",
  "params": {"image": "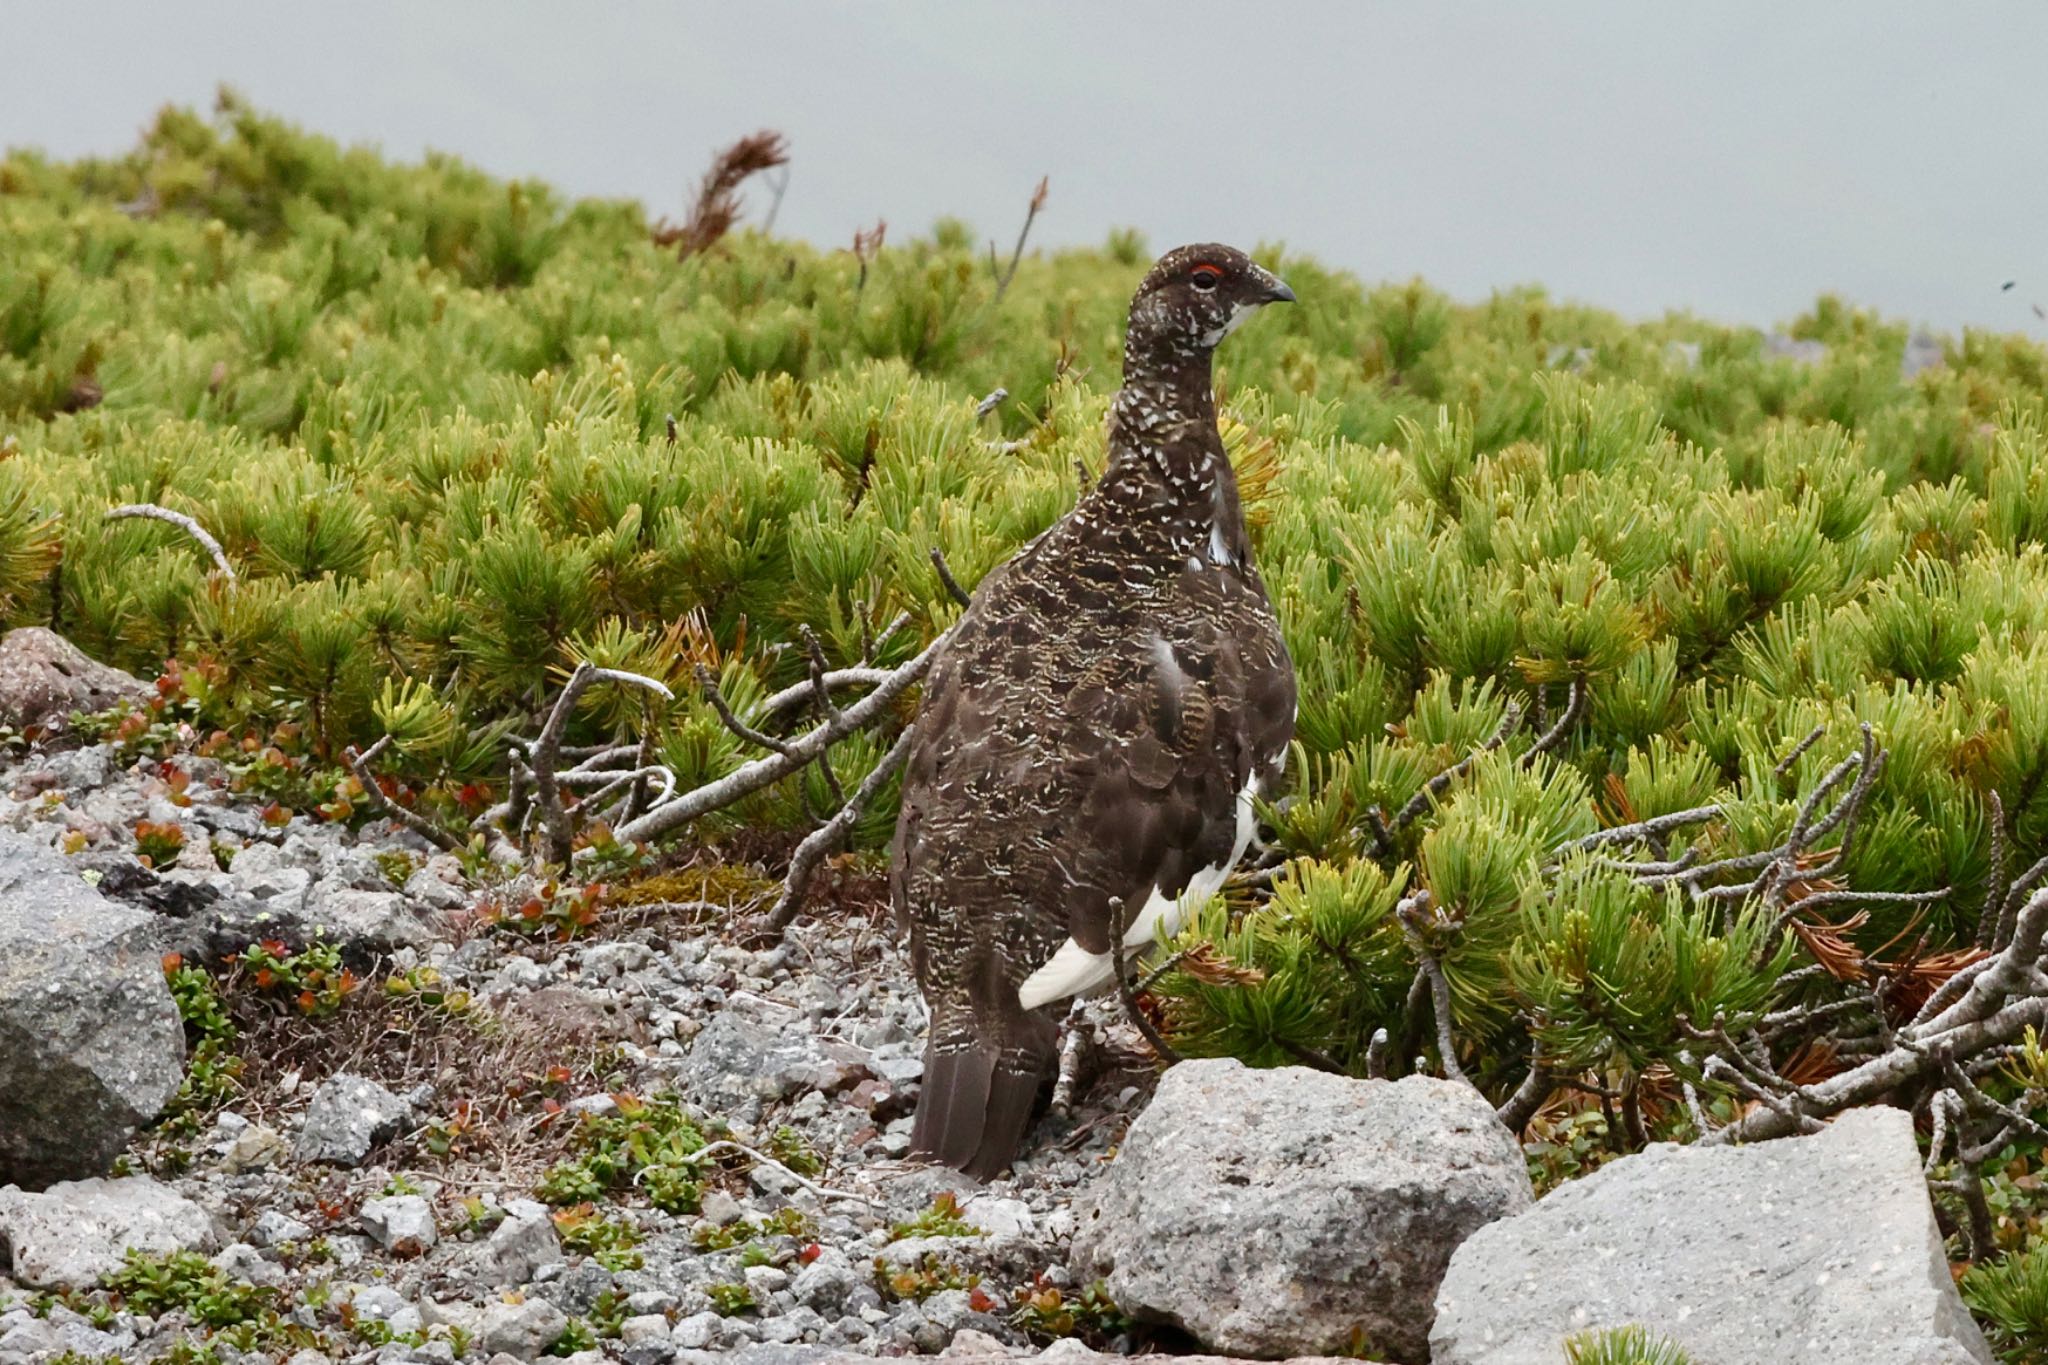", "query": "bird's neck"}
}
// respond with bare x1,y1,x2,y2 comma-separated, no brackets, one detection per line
1093,345,1249,568
1106,344,1219,480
